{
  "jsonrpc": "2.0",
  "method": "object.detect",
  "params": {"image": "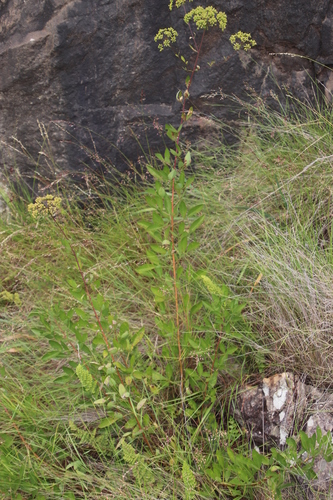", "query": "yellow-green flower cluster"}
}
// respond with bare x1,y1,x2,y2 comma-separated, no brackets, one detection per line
0,290,21,306
28,194,62,218
154,27,179,51
201,275,224,297
76,364,97,393
184,7,227,31
169,0,193,10
230,31,257,51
